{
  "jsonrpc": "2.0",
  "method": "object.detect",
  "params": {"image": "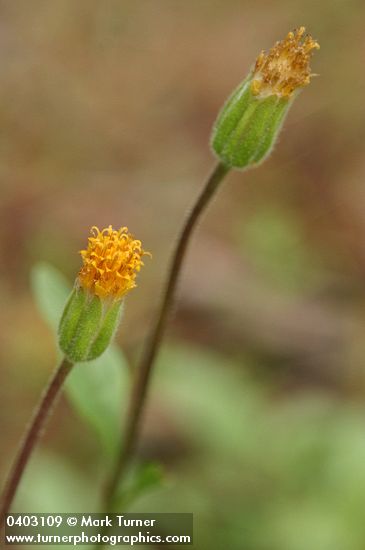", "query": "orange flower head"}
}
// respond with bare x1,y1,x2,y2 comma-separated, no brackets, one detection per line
78,225,150,299
251,27,320,99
